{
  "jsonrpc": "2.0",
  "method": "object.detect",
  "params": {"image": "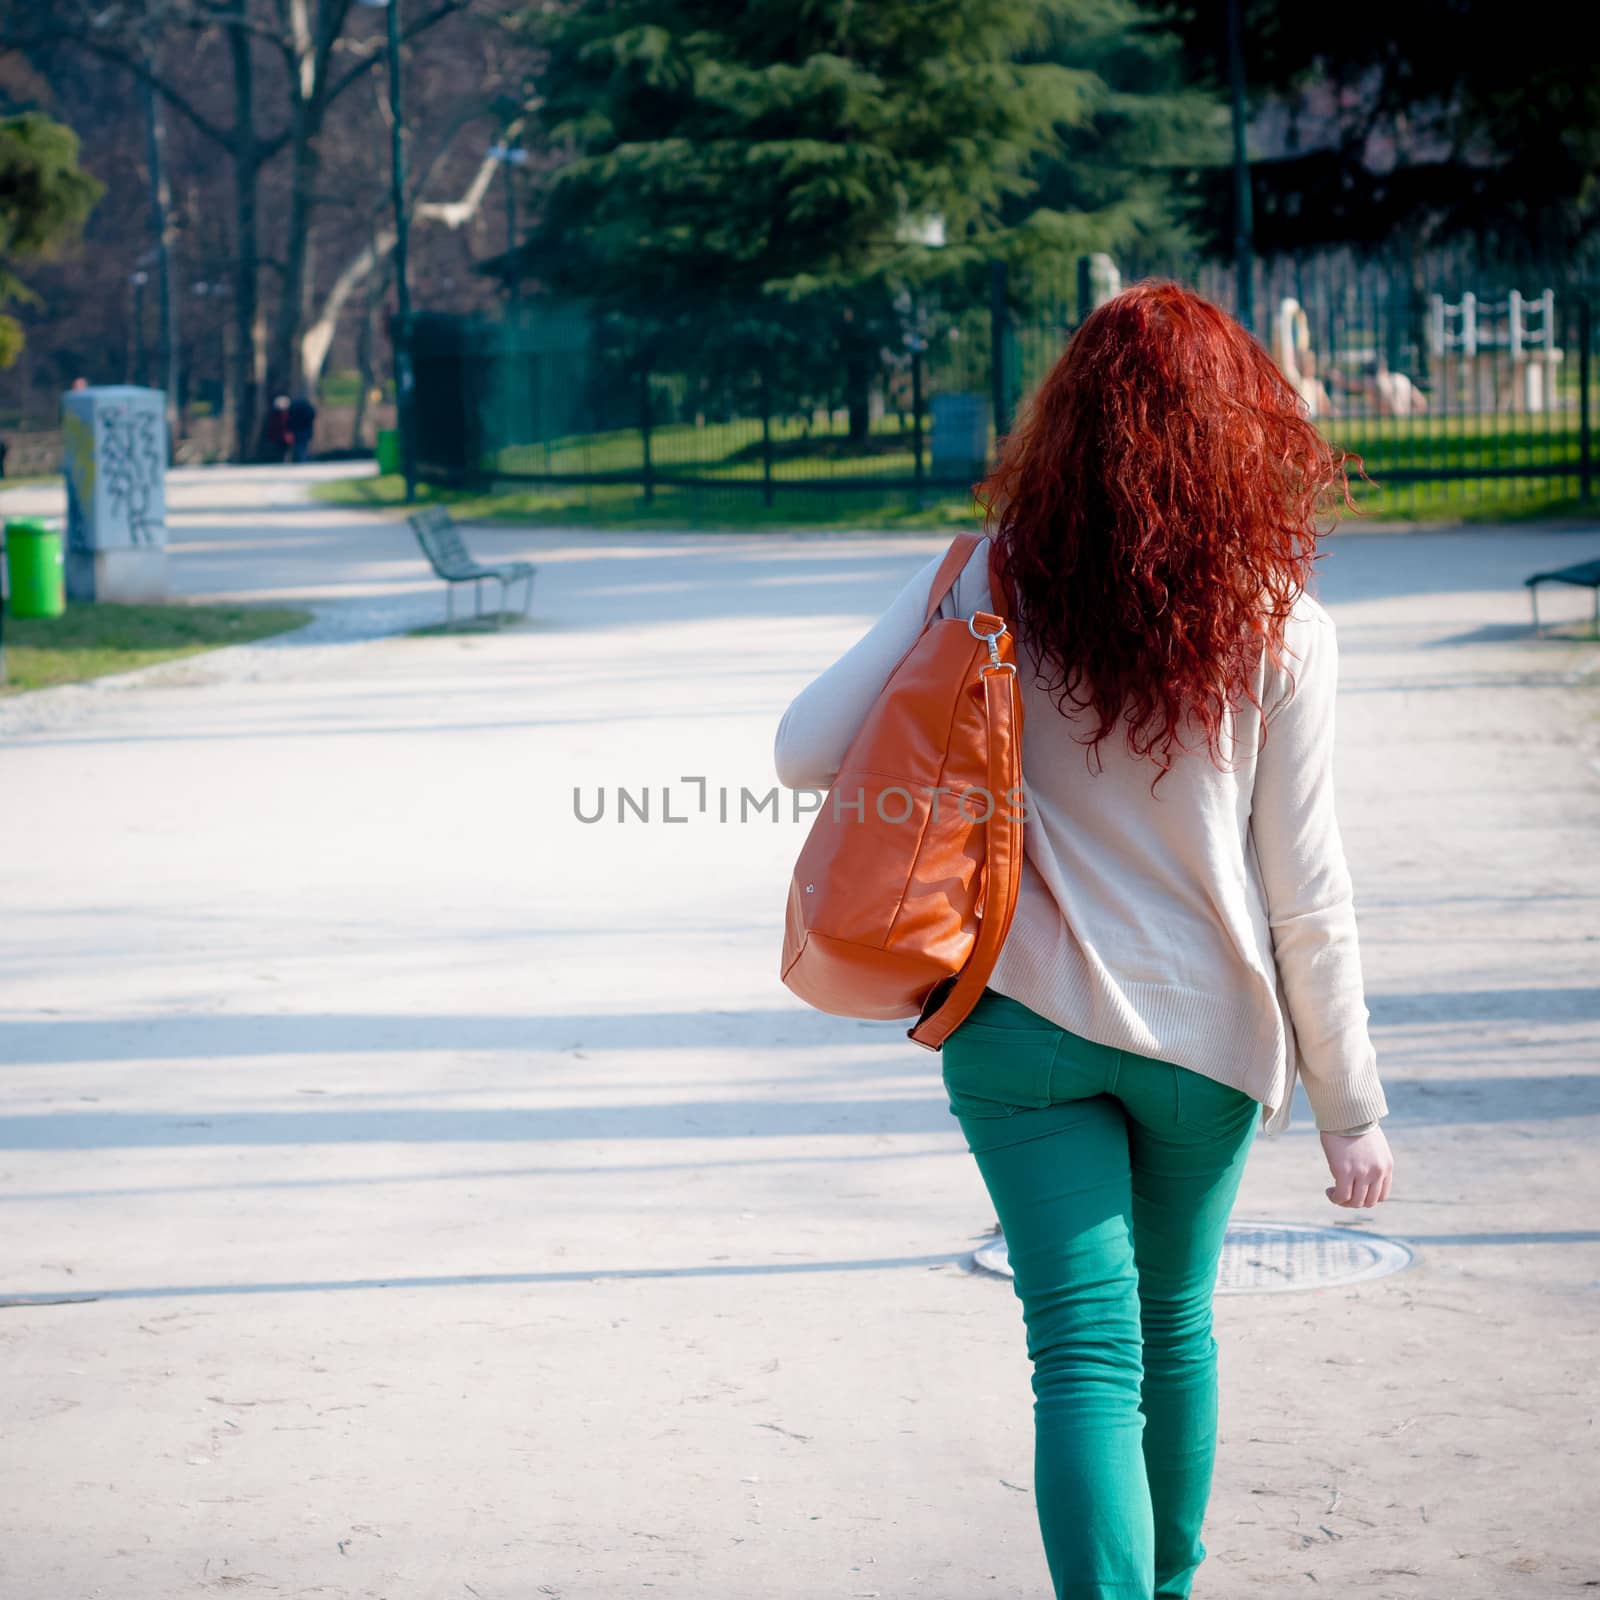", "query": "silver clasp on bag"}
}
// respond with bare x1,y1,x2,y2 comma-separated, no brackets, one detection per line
968,614,1016,676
